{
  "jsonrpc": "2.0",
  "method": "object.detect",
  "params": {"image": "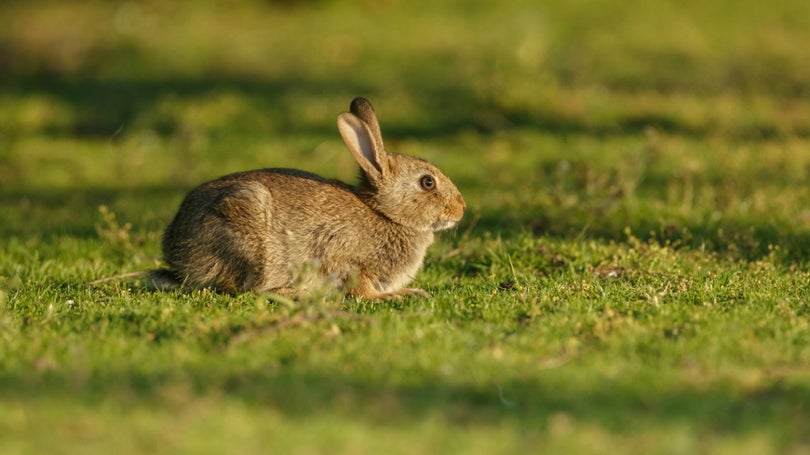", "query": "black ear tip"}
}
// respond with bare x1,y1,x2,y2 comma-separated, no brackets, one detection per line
350,97,374,113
